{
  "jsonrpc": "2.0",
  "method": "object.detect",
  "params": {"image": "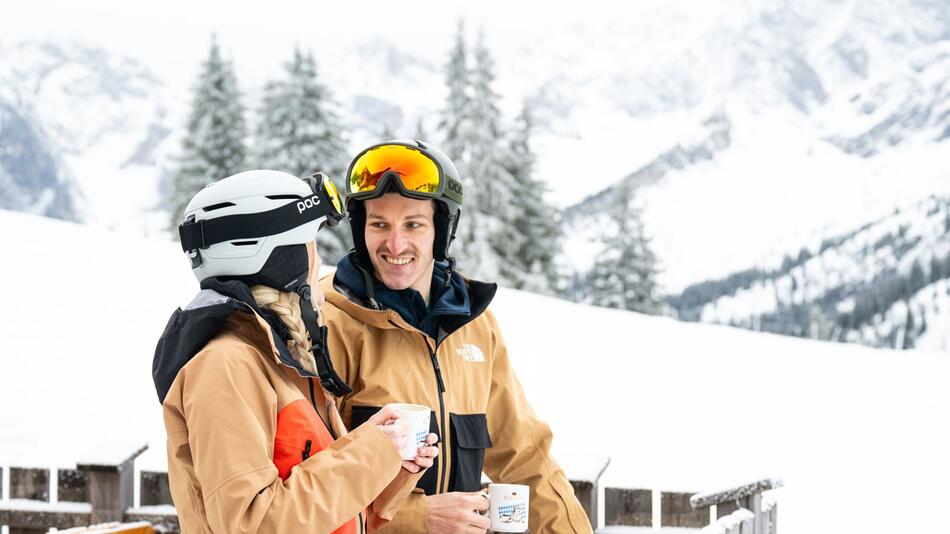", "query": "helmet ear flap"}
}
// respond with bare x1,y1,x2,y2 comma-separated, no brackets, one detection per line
223,244,309,290
433,202,460,262
347,201,371,266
